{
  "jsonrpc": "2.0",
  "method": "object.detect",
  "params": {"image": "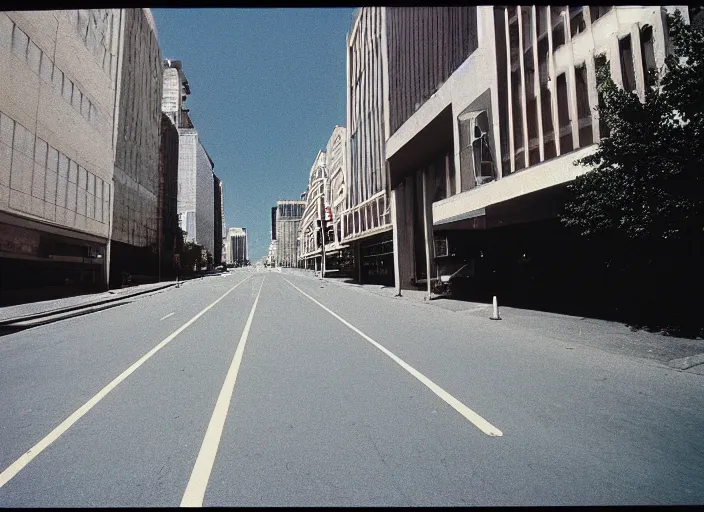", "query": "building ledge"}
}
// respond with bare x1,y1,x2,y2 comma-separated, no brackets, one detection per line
433,145,596,225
